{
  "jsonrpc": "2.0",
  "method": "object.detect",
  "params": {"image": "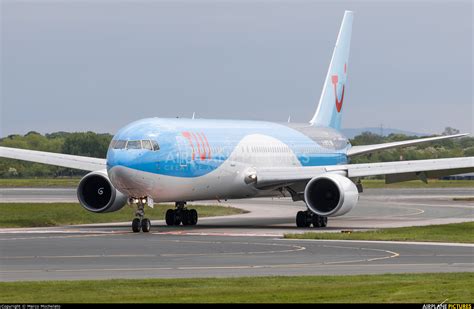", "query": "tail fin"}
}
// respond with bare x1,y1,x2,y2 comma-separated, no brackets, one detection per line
309,11,353,130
